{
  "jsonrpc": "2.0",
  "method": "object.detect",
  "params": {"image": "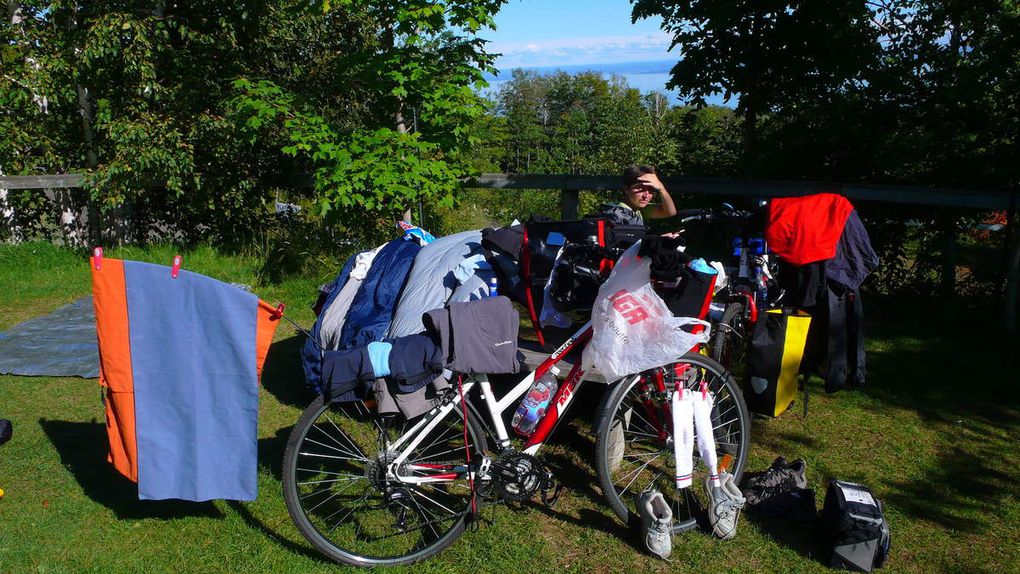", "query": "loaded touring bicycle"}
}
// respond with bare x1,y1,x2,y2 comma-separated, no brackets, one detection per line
282,225,752,566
